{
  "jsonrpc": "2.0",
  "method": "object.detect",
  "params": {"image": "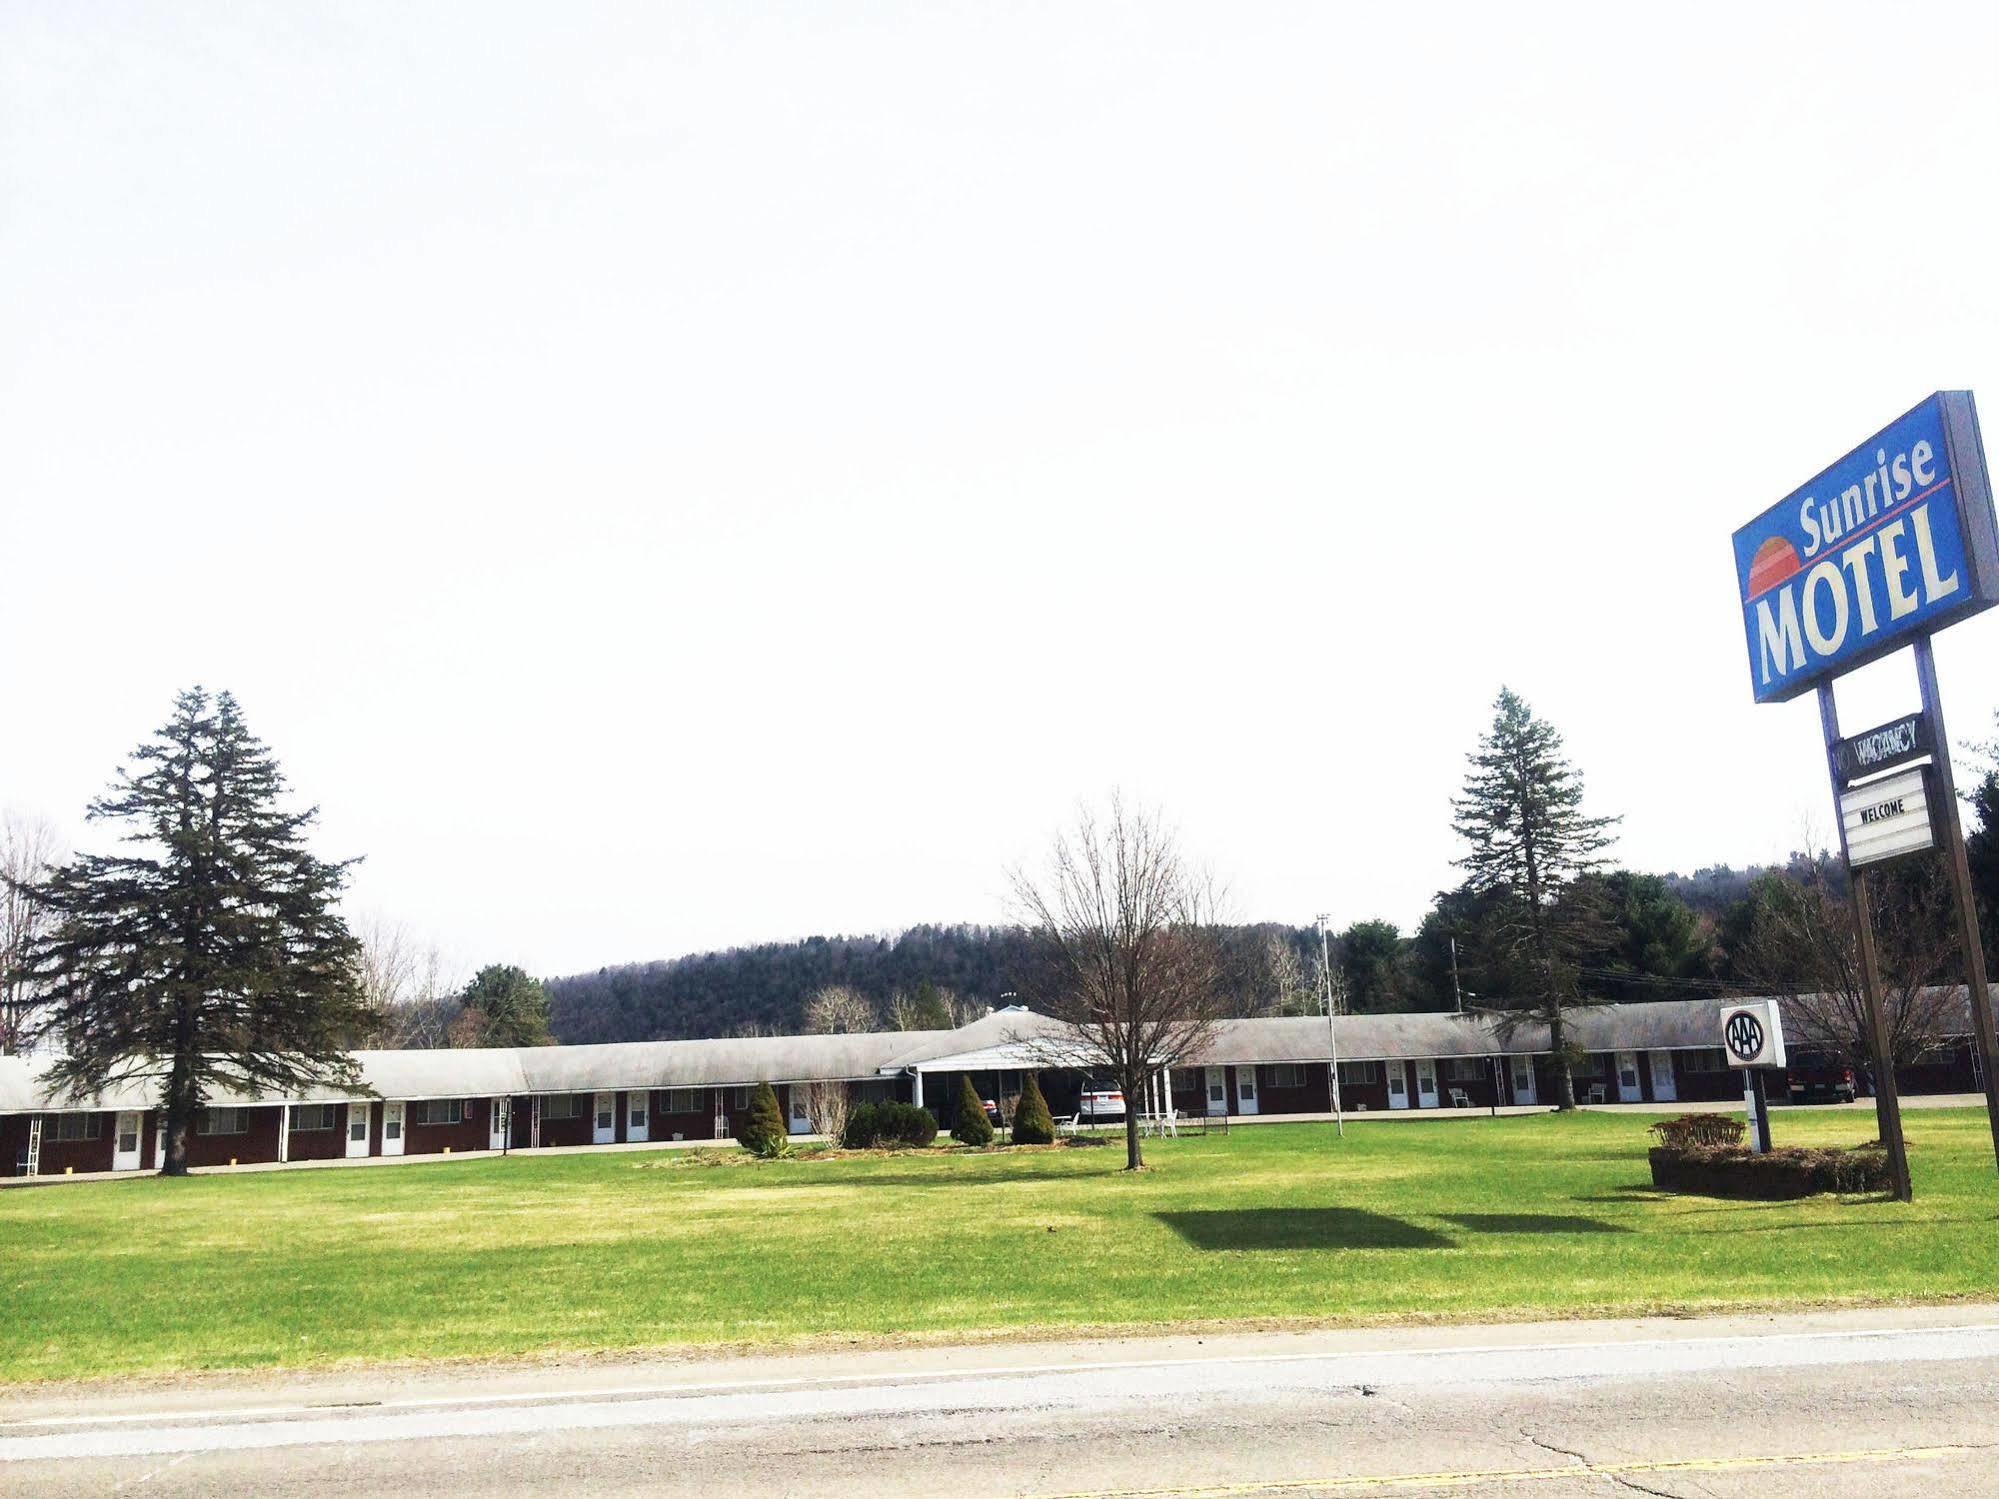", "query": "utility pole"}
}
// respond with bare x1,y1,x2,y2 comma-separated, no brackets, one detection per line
1318,914,1343,1140
1452,936,1502,1117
